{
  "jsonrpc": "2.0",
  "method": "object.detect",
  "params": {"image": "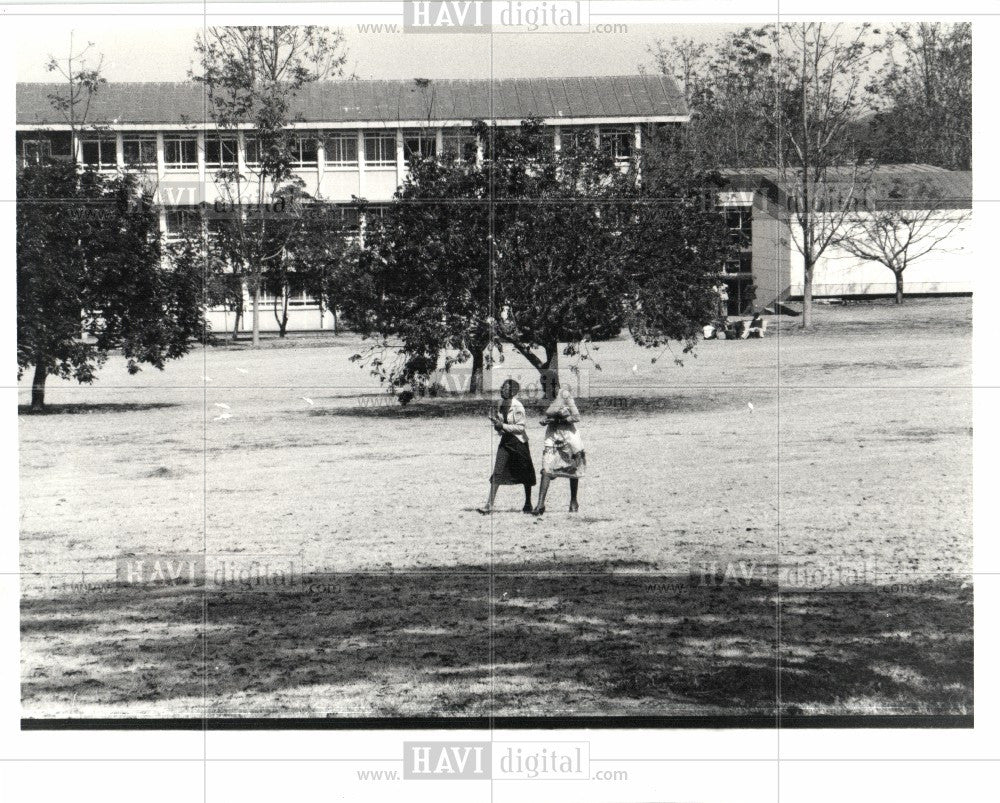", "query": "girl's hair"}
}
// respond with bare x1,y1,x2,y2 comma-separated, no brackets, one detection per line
501,379,520,397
